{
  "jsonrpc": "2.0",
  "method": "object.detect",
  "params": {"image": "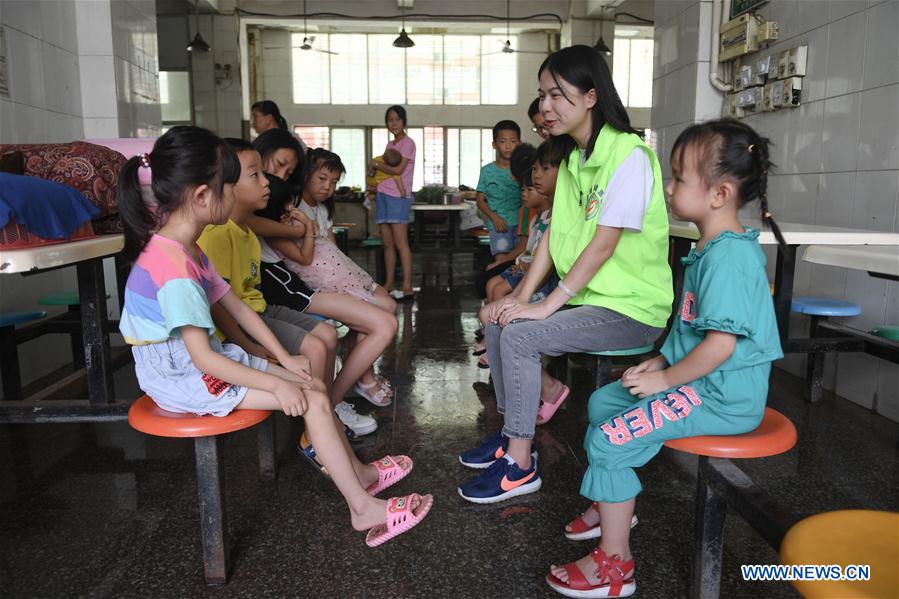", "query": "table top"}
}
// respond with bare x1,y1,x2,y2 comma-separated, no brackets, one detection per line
411,203,469,211
0,234,124,274
803,245,899,278
669,219,899,246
